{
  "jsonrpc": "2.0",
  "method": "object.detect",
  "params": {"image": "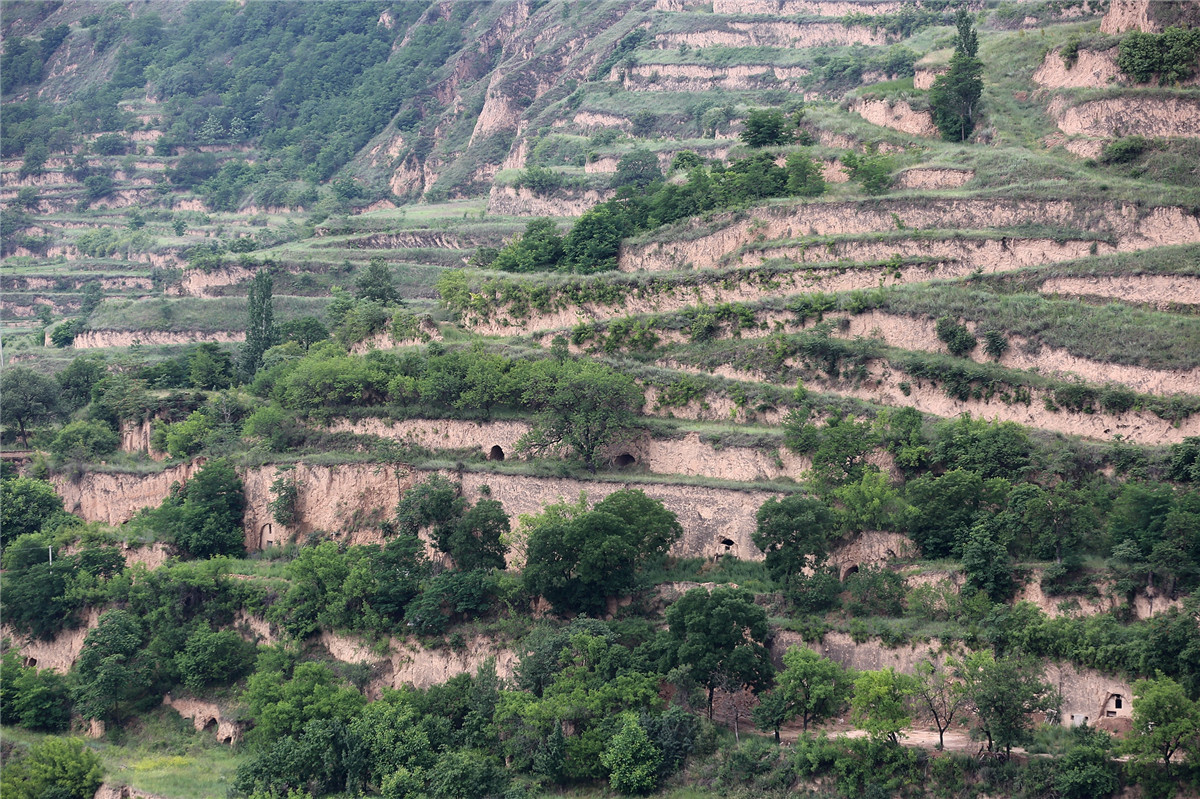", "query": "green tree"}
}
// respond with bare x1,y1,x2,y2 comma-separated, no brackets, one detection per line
1,366,60,445
241,270,277,379
602,713,663,795
56,355,107,412
930,9,984,141
613,148,662,189
0,477,66,548
73,609,148,725
519,360,642,472
851,668,916,745
1125,674,1200,772
174,624,255,690
784,150,826,197
775,645,853,733
355,256,401,306
0,737,104,799
740,109,791,148
167,459,246,559
960,521,1016,602
0,651,72,732
666,586,774,719
243,661,366,747
523,490,681,615
49,420,119,461
961,651,1058,758
752,494,836,585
